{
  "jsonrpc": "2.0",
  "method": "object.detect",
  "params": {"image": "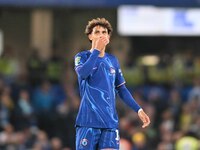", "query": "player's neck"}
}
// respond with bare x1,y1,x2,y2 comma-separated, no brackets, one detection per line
99,51,105,57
